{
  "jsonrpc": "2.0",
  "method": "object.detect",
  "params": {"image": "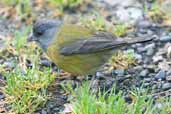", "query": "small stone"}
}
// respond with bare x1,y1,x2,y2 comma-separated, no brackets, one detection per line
134,53,142,60
144,78,151,82
133,65,143,71
152,56,163,63
0,93,4,99
4,61,15,68
146,65,156,73
155,70,166,80
146,47,154,56
166,75,171,81
40,59,52,67
162,83,171,90
160,35,171,42
143,83,150,87
136,20,151,29
158,61,170,71
137,47,146,53
139,69,149,77
41,110,47,114
114,69,124,76
143,57,151,64
145,43,155,50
